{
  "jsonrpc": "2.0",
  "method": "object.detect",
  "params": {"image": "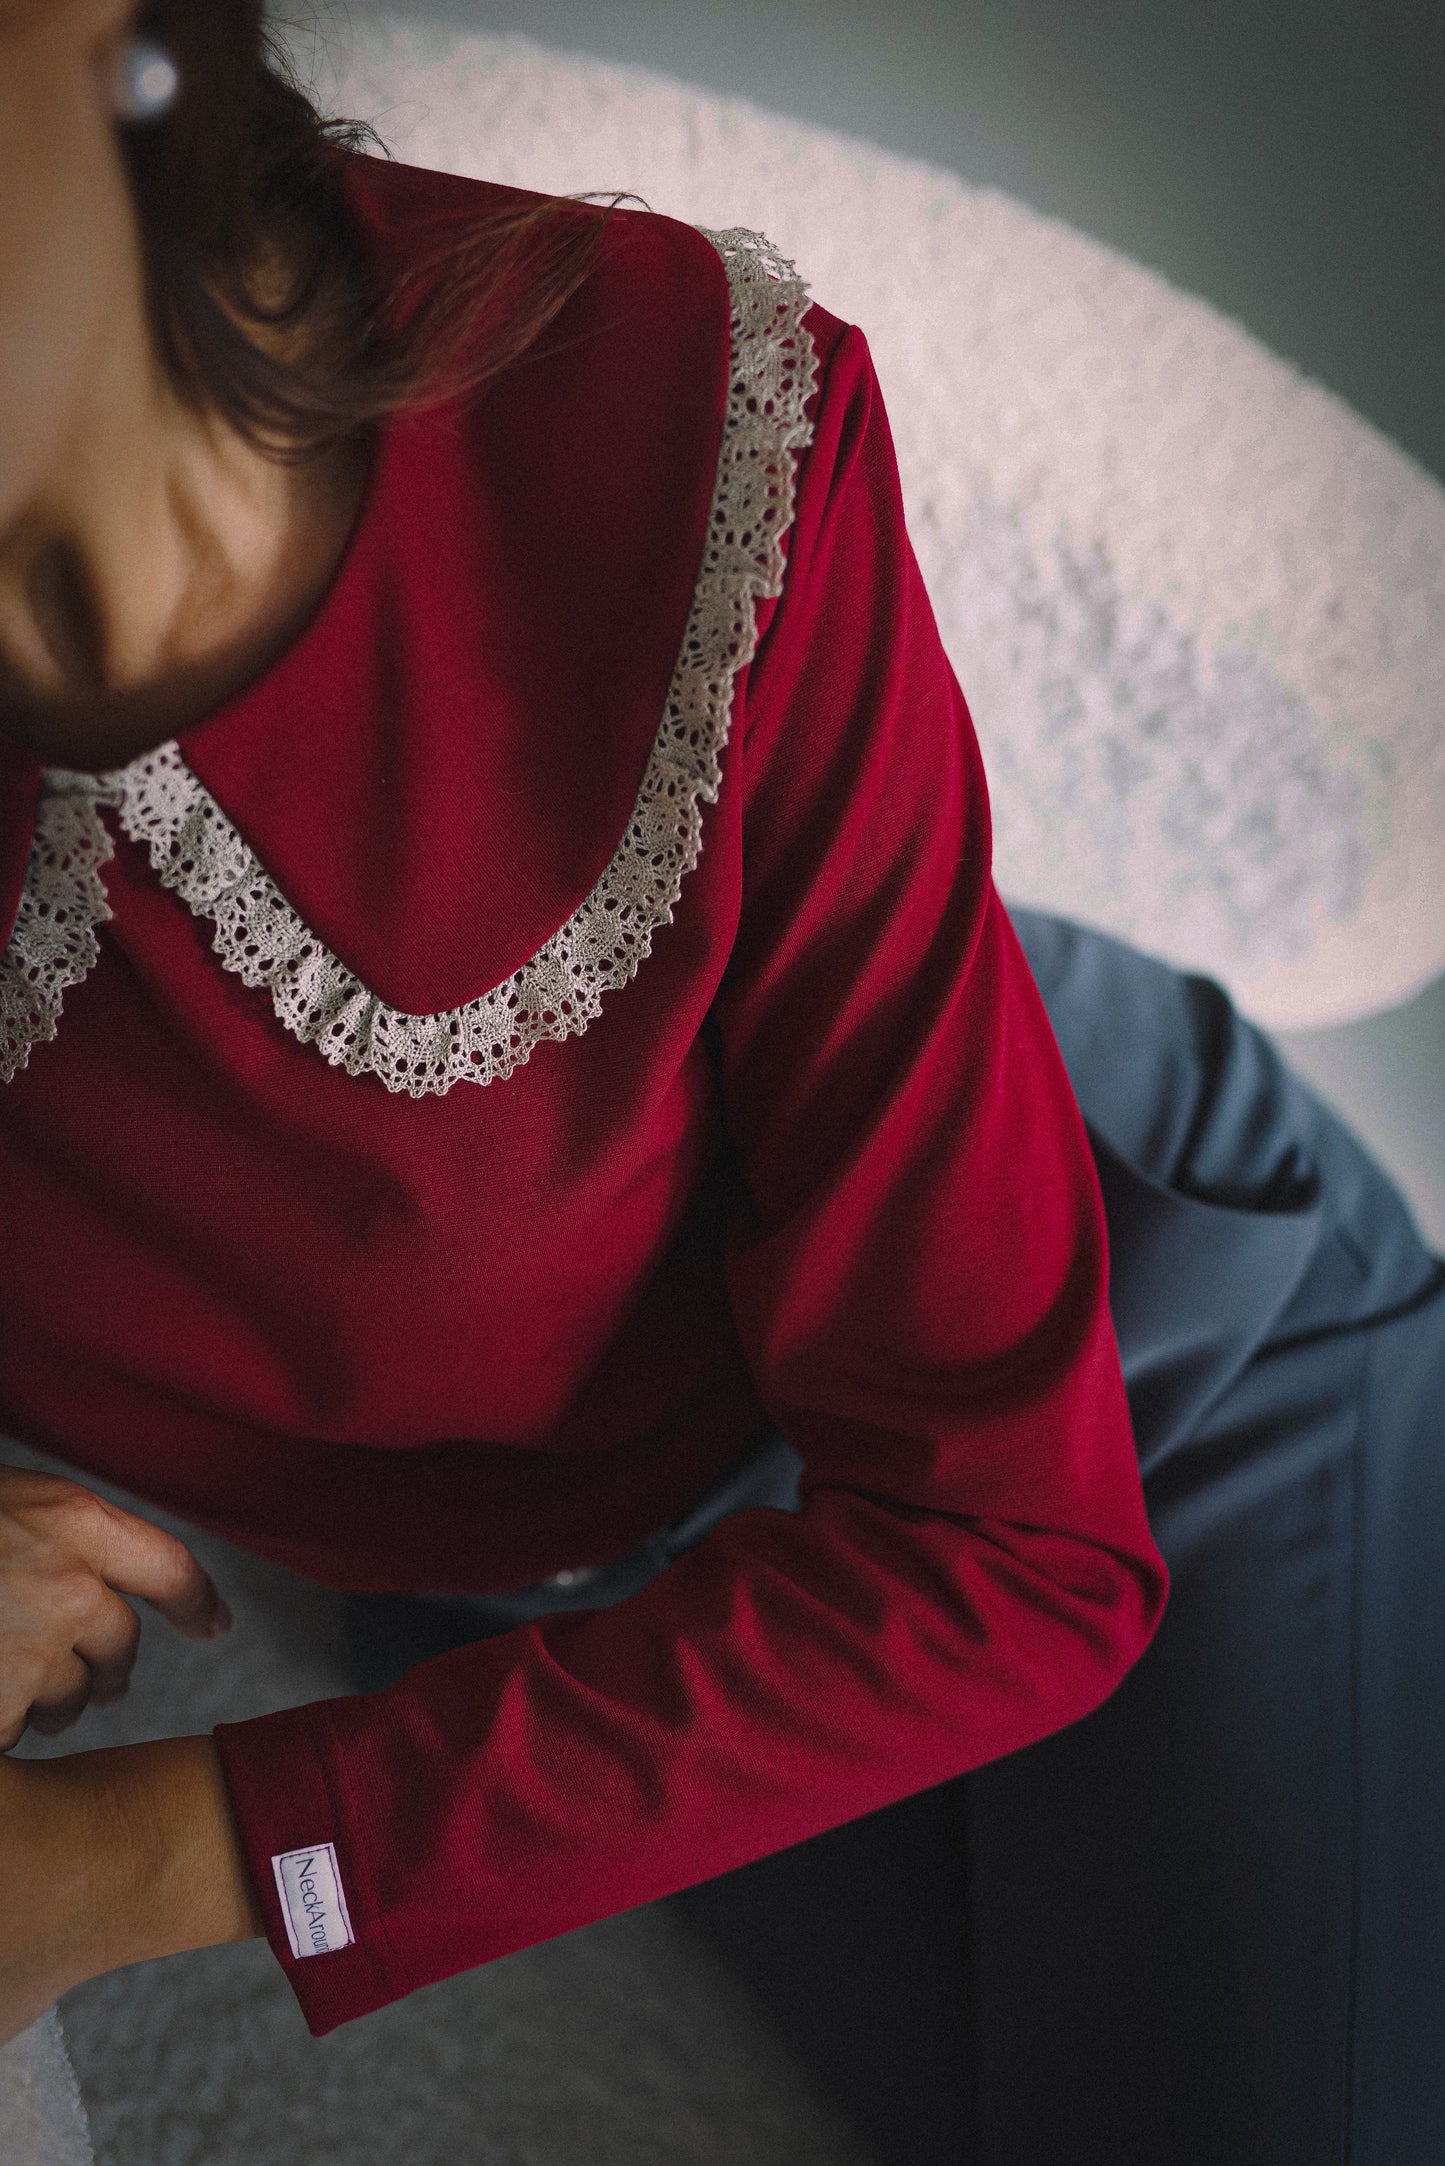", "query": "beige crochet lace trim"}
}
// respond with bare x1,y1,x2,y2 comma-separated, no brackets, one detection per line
0,228,818,1095
0,781,117,1086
